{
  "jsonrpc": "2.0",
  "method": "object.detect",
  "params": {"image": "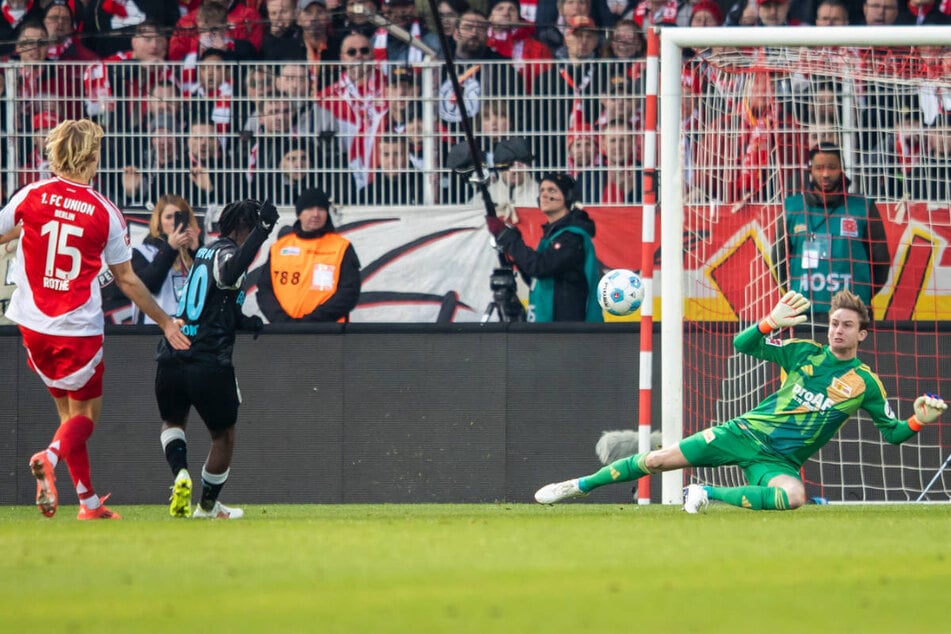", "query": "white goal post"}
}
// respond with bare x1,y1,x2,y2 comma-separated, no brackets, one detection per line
659,26,951,505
